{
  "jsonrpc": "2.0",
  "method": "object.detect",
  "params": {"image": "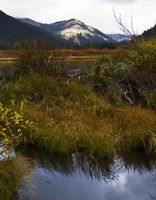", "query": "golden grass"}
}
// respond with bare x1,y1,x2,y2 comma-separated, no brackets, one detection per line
1,74,156,158
0,156,30,200
114,106,156,152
